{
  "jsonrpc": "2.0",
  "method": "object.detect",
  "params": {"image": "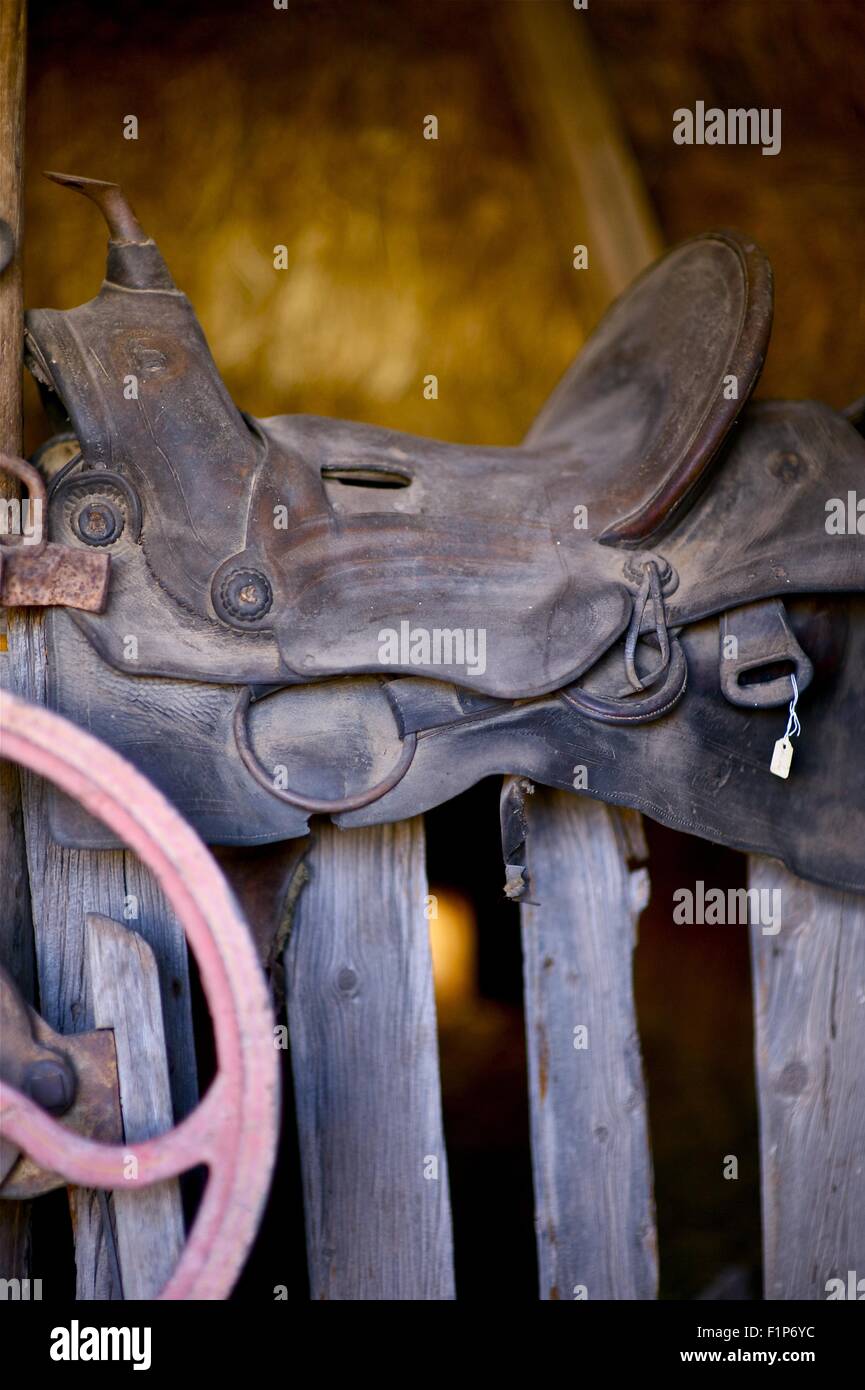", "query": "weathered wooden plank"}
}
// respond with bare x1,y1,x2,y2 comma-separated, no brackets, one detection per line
521,791,656,1300
0,0,31,1284
8,618,197,1298
749,856,865,1300
285,818,455,1300
499,0,662,313
86,913,185,1299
